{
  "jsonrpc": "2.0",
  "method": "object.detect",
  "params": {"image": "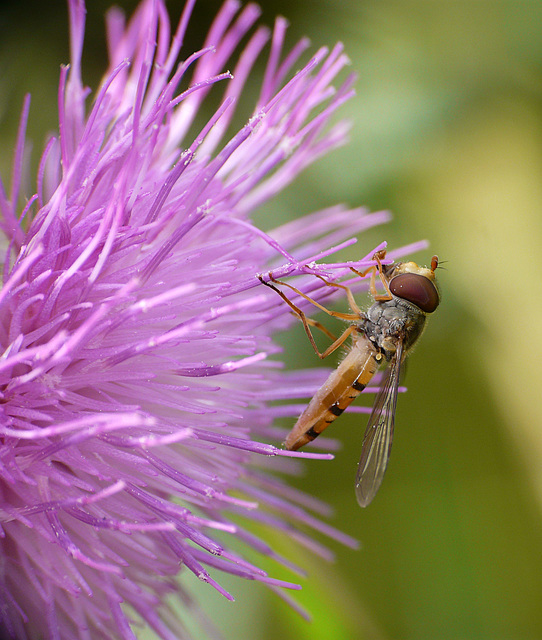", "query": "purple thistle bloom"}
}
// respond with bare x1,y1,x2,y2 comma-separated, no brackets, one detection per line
0,1,427,638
